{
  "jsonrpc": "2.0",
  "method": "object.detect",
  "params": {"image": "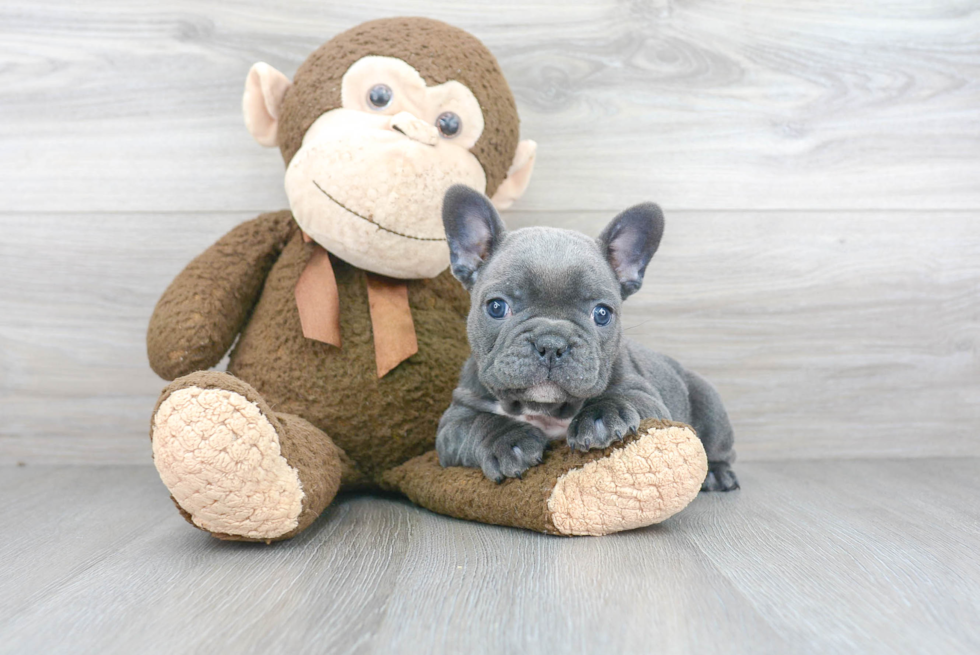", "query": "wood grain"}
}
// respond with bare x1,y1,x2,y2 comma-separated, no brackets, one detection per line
2,210,976,464
1,460,978,654
0,0,978,213
680,458,980,653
